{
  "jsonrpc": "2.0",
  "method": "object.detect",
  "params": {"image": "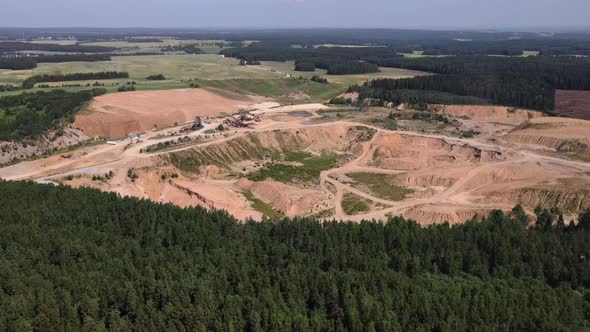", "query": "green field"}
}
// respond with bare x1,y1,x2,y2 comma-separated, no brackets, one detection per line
0,54,284,97
242,190,284,219
199,61,427,102
80,38,228,54
342,192,372,215
347,172,414,201
0,54,279,84
199,77,344,103
259,61,427,86
0,53,426,101
247,152,338,183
